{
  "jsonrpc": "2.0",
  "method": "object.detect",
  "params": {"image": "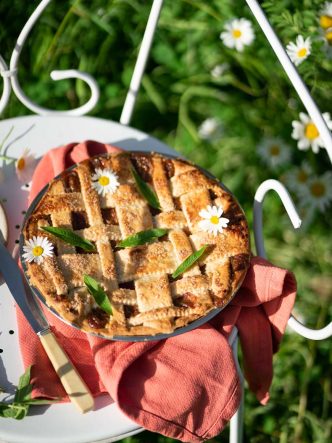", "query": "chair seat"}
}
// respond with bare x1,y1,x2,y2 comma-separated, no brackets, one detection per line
0,114,175,443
